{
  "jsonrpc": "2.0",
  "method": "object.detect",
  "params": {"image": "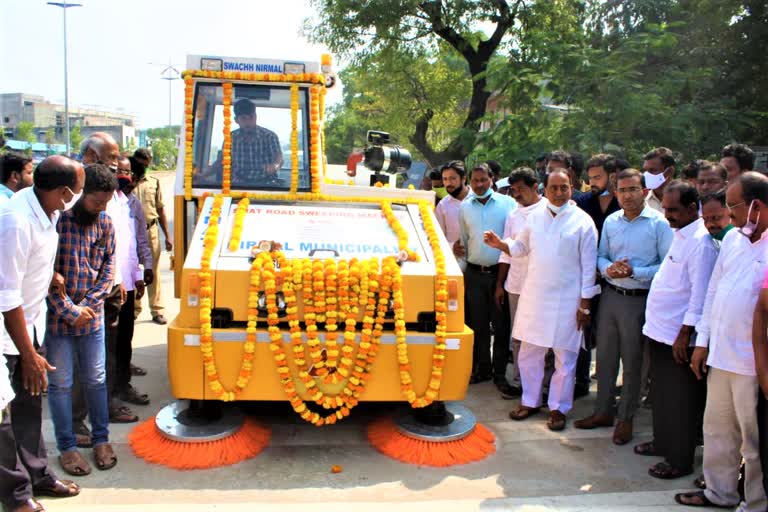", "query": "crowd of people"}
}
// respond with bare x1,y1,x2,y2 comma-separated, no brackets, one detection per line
0,133,172,512
435,142,768,510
